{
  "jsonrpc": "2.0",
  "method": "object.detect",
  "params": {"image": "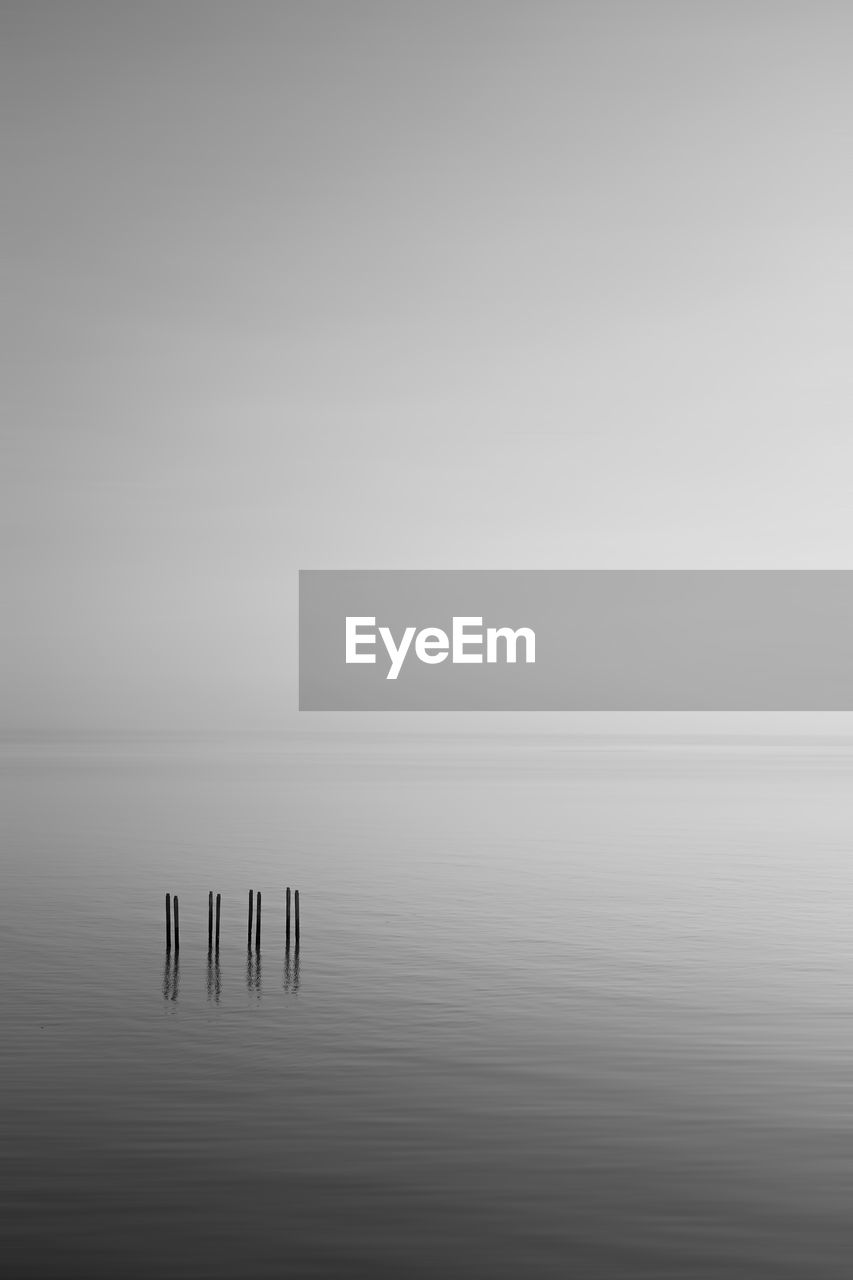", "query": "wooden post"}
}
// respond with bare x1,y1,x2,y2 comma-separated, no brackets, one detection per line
173,895,180,952
255,891,262,951
285,886,291,949
166,893,172,952
208,891,213,951
247,889,253,947
294,889,300,947
215,892,221,952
